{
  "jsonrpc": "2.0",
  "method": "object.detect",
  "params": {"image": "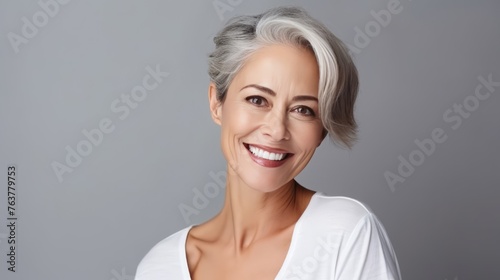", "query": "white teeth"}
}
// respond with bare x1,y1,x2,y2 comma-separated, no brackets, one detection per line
258,149,264,158
269,153,276,160
248,145,287,161
263,151,269,159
